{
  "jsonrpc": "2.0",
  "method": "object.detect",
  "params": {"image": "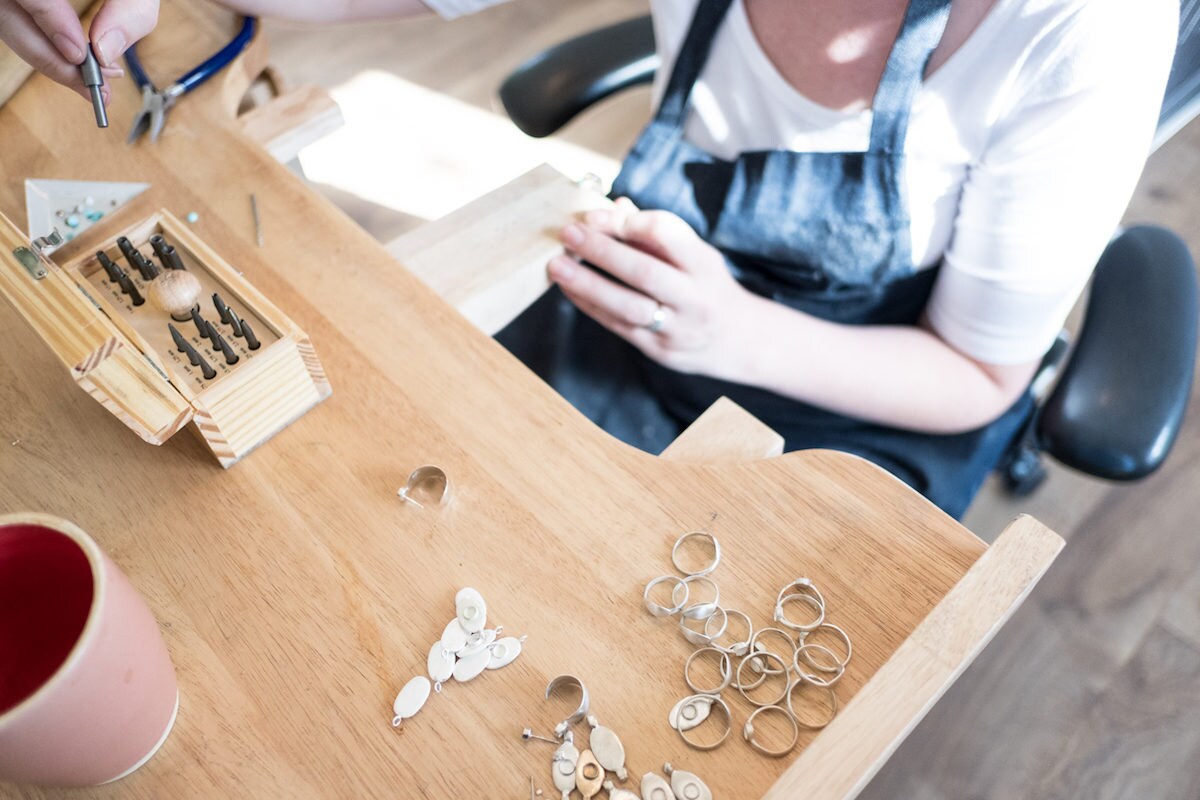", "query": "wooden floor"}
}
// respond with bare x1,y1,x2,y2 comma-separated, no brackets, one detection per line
267,2,1200,797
